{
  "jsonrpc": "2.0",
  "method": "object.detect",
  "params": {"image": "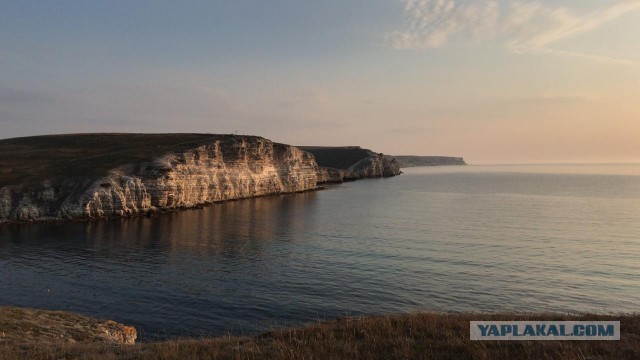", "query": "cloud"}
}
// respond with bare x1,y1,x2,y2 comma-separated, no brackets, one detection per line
387,0,640,65
532,47,640,67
